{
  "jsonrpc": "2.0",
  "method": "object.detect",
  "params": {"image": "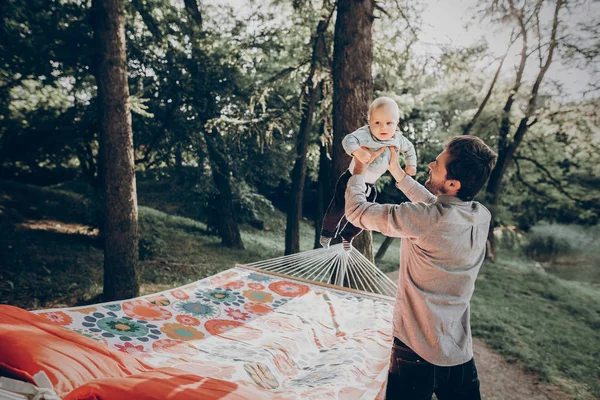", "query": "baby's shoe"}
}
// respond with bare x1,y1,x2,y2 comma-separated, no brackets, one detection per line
342,238,353,252
319,236,332,249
